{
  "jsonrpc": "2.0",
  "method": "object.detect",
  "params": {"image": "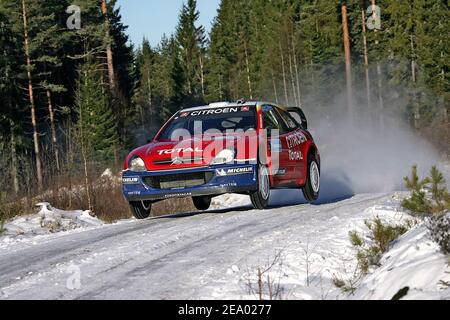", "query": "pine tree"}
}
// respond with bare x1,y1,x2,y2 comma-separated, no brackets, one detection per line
174,0,207,106
428,166,450,214
75,61,119,163
0,3,23,194
402,165,431,214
